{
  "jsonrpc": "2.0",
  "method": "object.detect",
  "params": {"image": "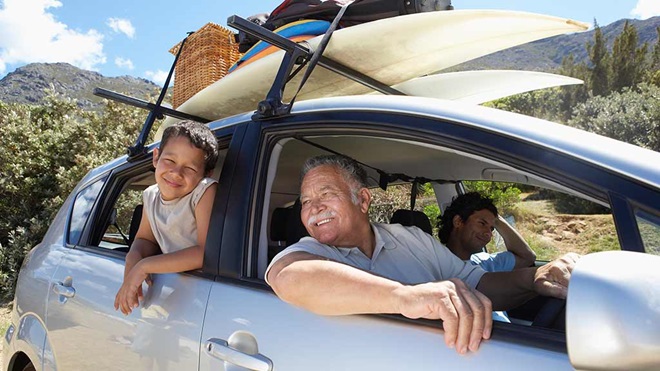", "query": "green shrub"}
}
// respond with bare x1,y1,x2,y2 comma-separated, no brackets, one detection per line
0,91,148,300
463,181,521,214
